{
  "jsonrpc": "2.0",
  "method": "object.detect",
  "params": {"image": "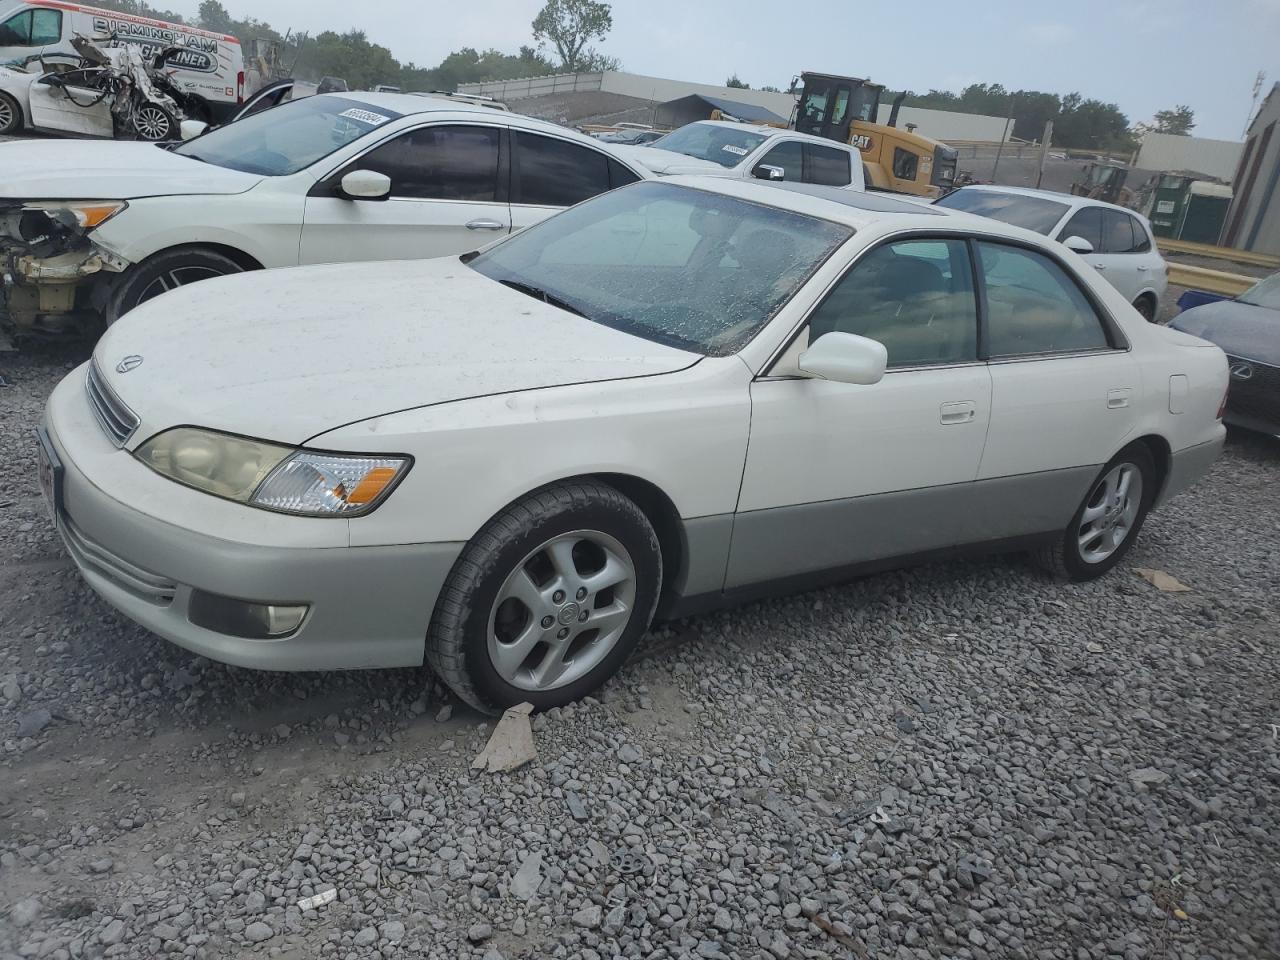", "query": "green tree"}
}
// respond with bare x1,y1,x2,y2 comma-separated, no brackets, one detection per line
531,0,613,73
1152,105,1195,135
725,73,748,89
197,0,234,33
